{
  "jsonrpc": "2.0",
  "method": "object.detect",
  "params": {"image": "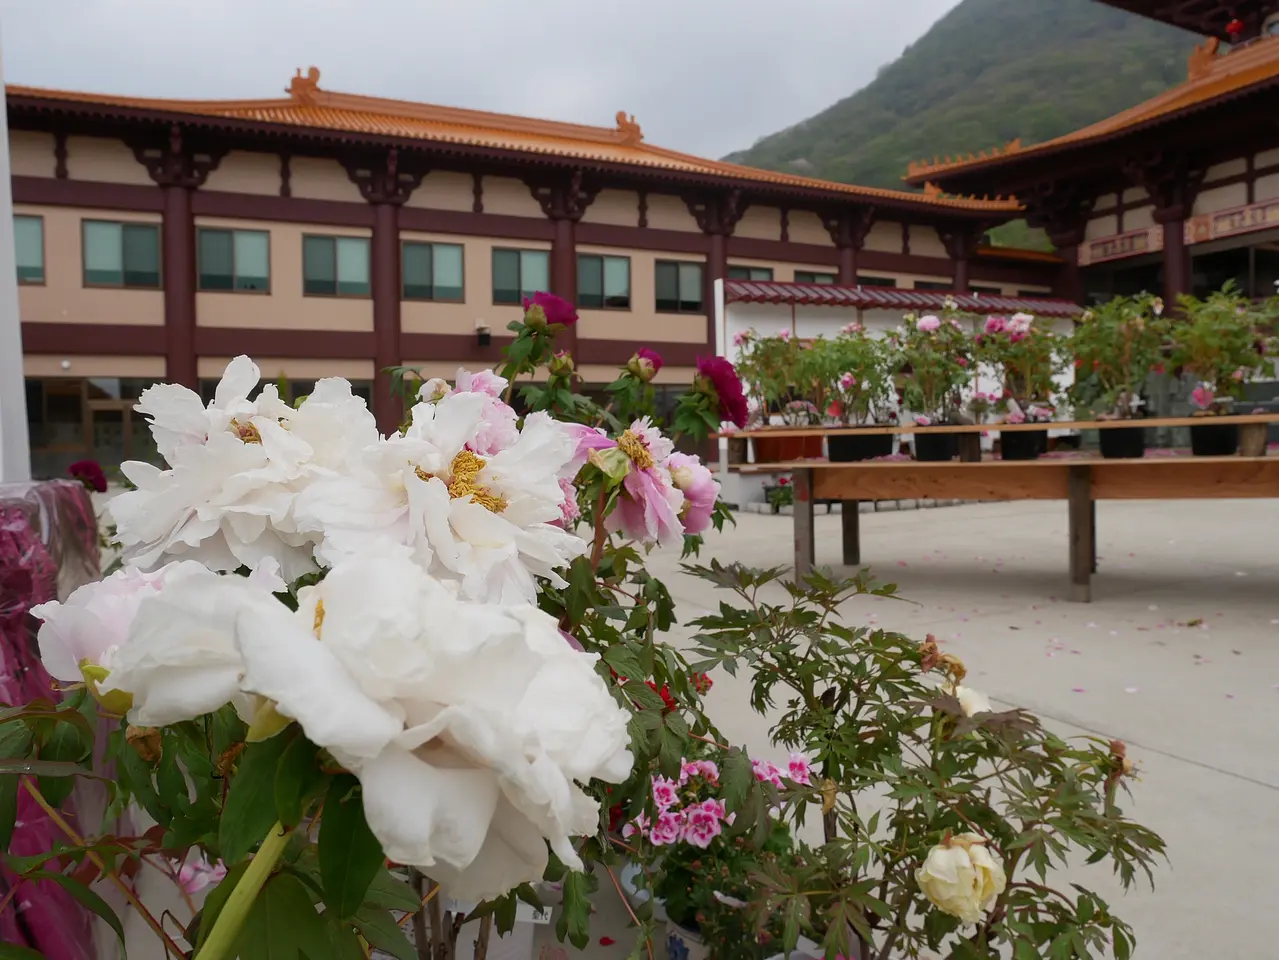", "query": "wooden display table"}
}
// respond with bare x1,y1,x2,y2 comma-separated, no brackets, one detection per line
740,455,1279,602
721,413,1279,439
